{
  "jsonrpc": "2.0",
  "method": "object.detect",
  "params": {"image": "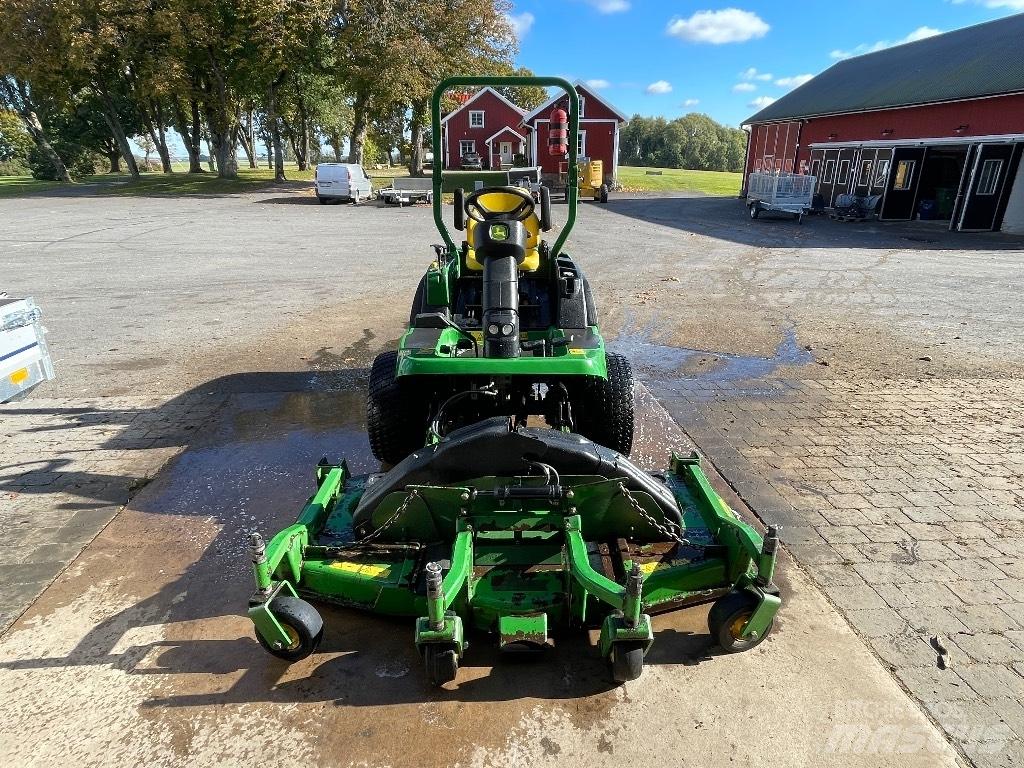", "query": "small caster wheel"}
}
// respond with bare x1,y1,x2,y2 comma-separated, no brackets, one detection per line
708,591,772,653
609,641,646,683
256,596,324,662
423,643,459,686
